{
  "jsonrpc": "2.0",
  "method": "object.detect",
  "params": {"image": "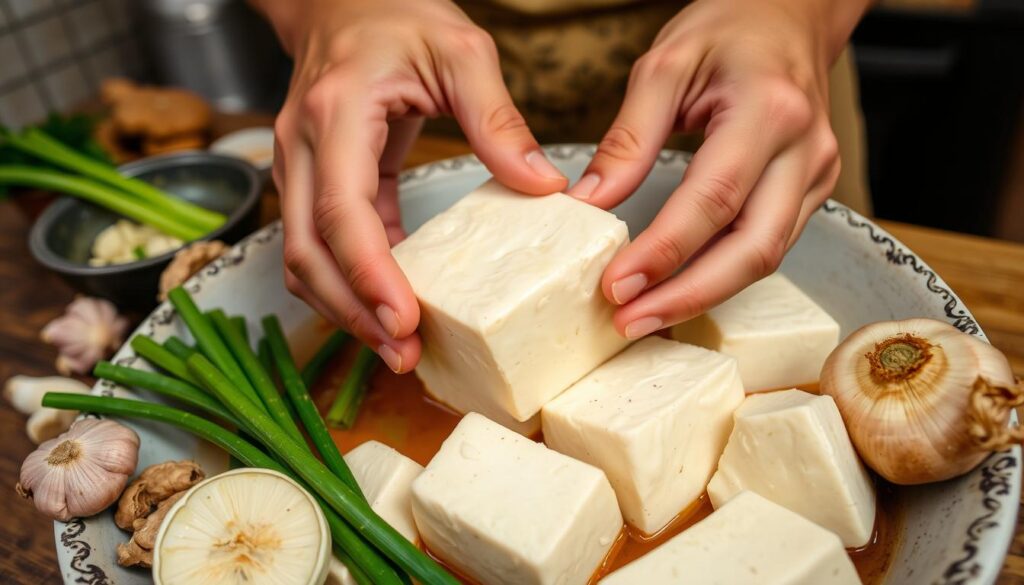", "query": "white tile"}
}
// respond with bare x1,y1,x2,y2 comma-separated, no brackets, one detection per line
67,0,110,48
21,15,72,66
0,84,47,128
0,35,27,85
8,0,54,20
42,63,90,111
